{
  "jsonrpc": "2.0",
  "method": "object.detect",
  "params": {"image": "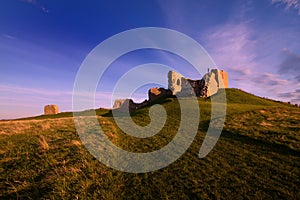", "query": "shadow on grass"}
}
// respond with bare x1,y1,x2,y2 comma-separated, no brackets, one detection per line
221,130,300,157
